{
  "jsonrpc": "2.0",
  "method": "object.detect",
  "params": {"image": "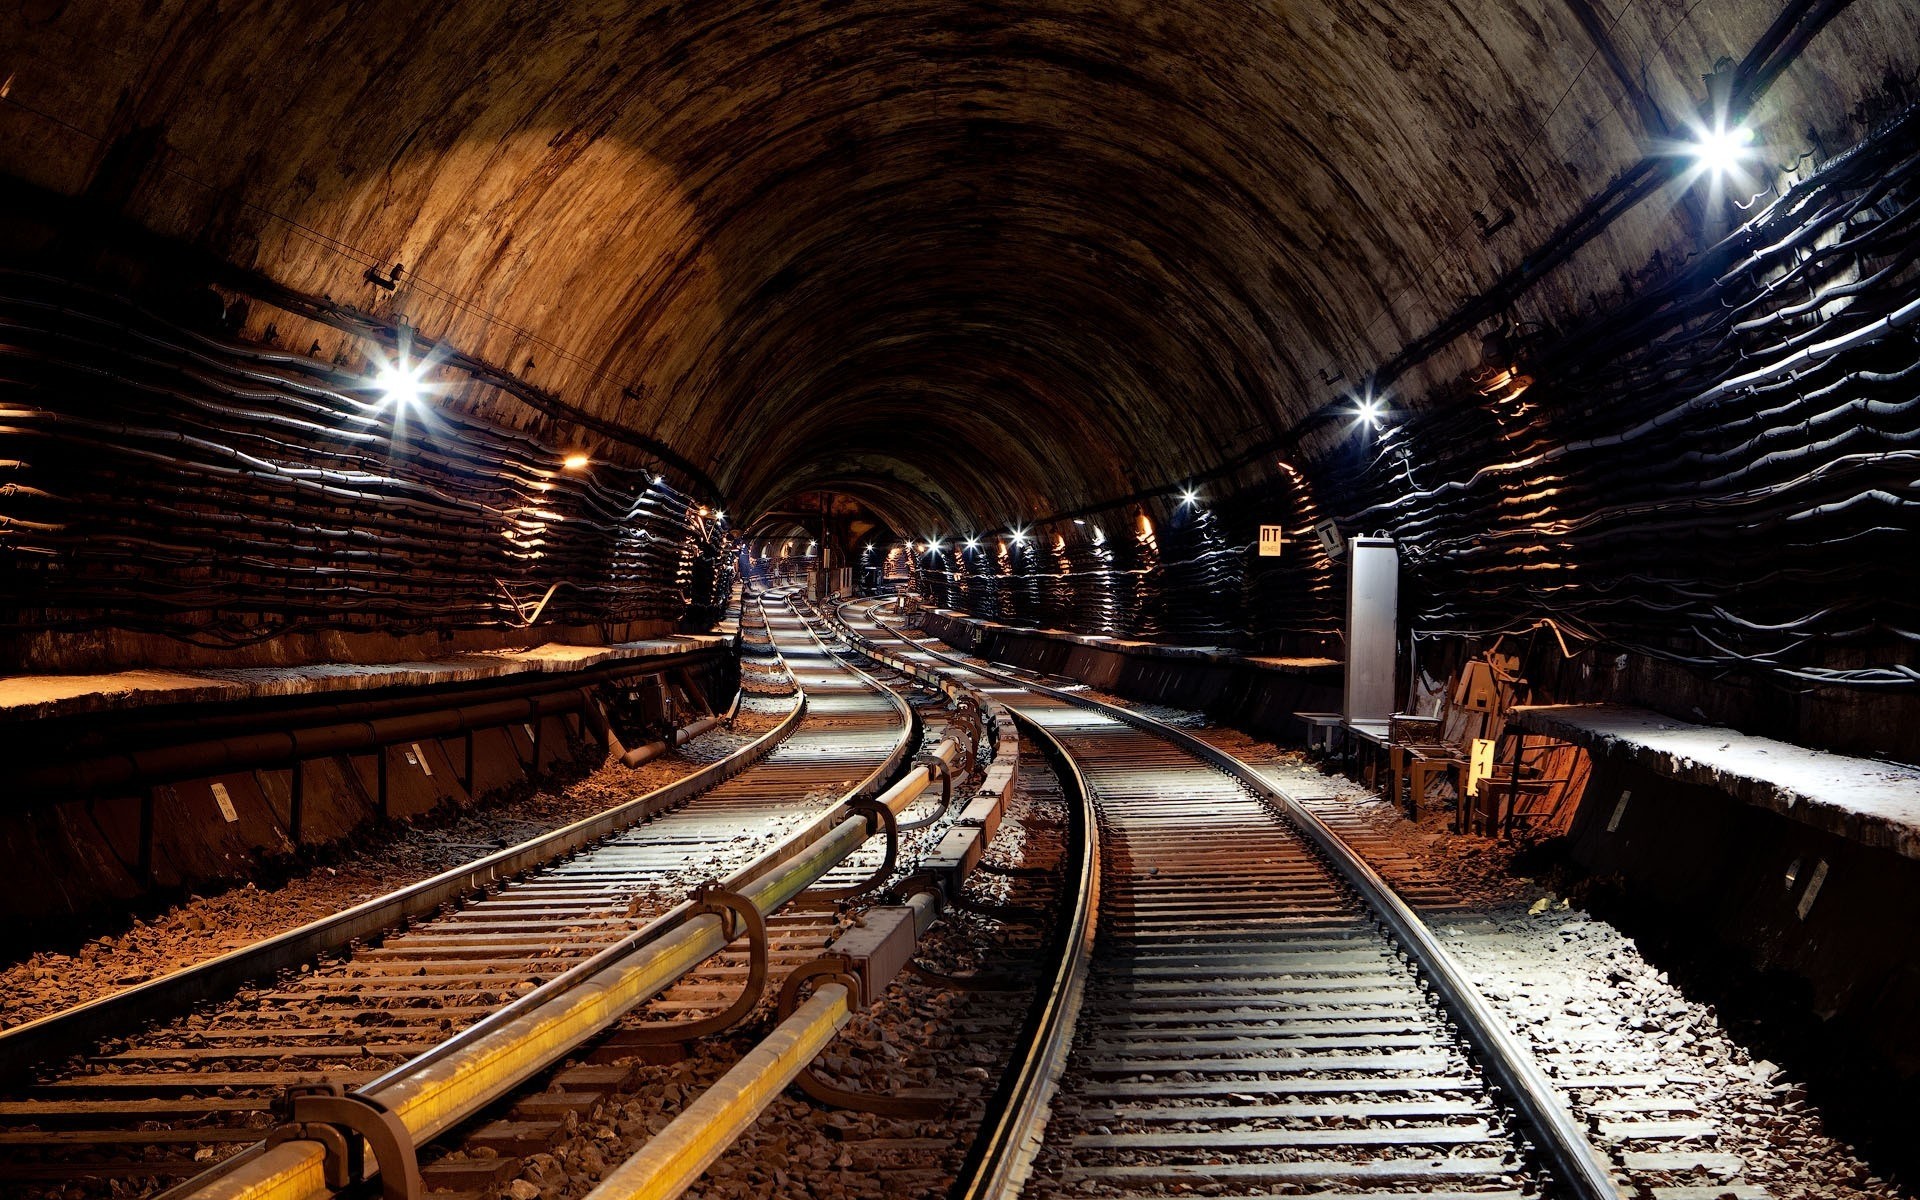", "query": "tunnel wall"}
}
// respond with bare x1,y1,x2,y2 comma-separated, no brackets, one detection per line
0,266,736,673
0,646,736,944
914,103,1920,763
